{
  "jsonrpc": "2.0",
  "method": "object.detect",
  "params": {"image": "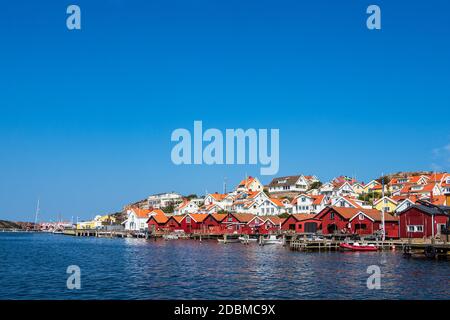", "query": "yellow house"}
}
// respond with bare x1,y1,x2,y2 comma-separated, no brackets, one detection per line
352,183,365,195
76,214,117,229
373,196,398,214
362,180,381,194
76,220,97,230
